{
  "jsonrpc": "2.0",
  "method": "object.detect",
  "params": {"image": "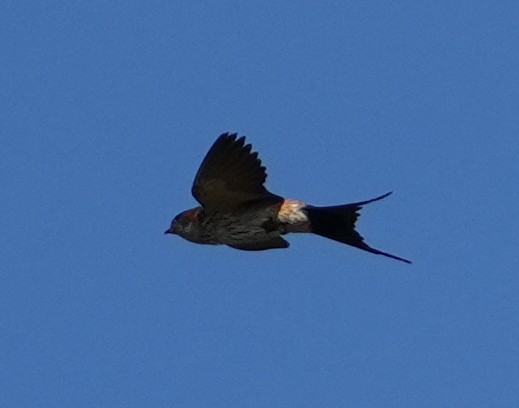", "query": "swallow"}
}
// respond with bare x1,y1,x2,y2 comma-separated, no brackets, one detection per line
165,132,411,263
